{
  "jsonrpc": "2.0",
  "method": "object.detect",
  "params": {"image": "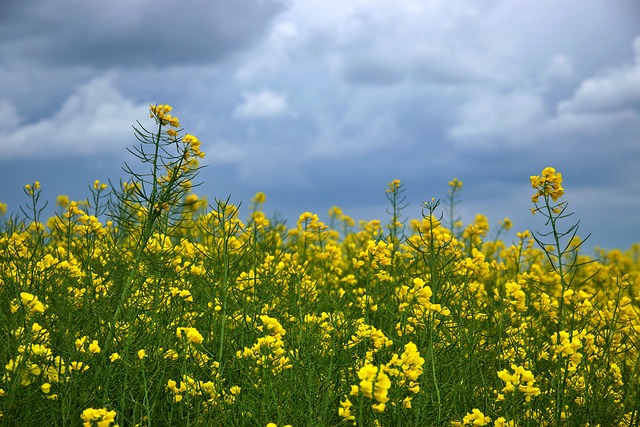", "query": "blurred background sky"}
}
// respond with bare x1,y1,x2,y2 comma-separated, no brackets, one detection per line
1,0,639,253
